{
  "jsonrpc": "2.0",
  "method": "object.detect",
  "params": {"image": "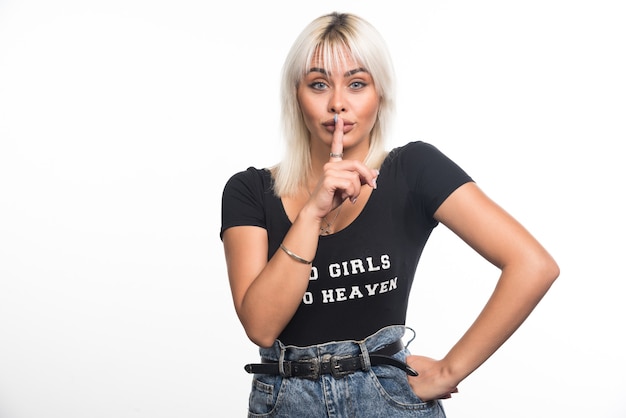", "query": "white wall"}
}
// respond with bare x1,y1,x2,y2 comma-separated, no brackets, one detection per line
1,1,624,417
